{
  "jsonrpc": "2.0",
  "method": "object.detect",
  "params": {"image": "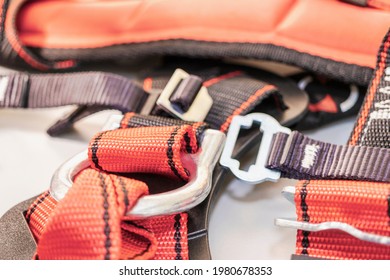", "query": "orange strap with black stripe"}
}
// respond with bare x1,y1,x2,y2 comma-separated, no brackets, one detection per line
294,30,390,260
26,123,203,259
